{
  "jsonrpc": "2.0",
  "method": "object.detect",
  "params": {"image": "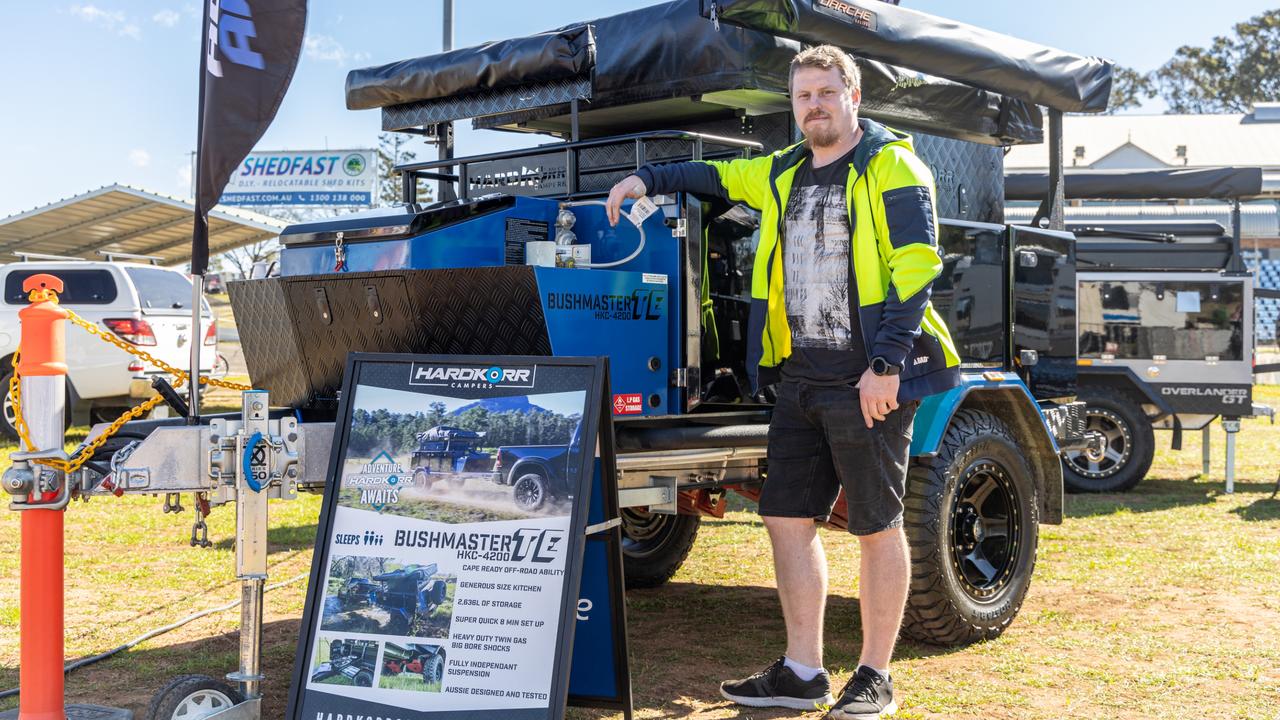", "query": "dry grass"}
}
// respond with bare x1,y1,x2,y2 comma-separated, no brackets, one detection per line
0,388,1278,718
